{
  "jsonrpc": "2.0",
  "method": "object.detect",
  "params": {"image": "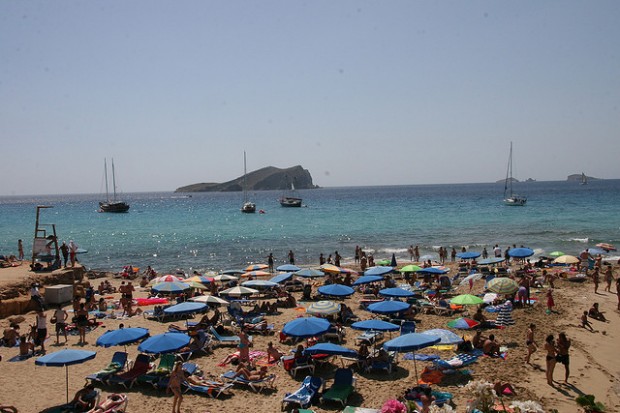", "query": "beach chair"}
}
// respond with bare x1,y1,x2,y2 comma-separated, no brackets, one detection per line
432,300,454,316
106,353,151,388
400,321,416,335
220,370,277,393
288,355,315,378
354,330,383,345
281,375,323,410
85,351,128,384
136,353,176,387
90,393,128,413
209,326,242,346
177,330,212,360
184,380,234,399
320,368,355,407
365,352,397,374
322,325,345,343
